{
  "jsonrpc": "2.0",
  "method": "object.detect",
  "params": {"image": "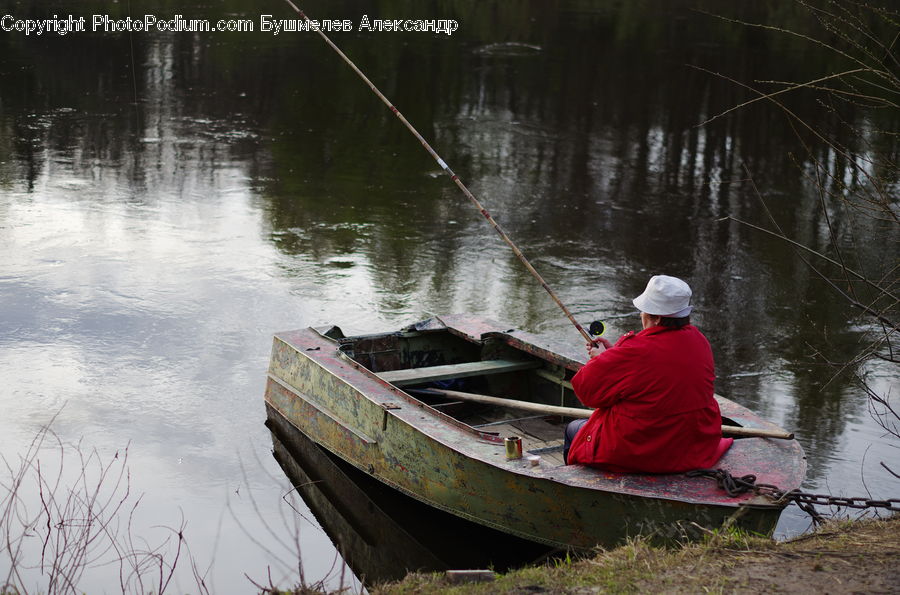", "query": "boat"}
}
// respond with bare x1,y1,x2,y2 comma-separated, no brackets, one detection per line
263,314,806,550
